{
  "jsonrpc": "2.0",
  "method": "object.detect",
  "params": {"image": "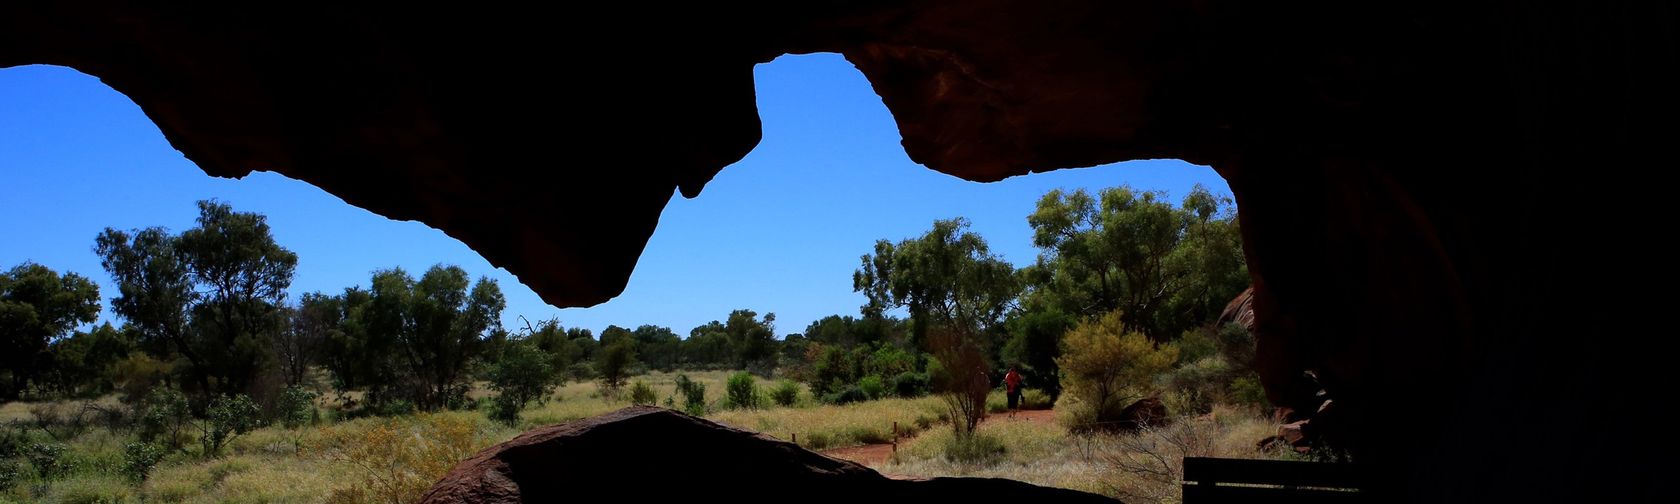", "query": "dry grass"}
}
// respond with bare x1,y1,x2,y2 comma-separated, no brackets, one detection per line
878,403,1290,502
0,375,1285,503
710,396,946,450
